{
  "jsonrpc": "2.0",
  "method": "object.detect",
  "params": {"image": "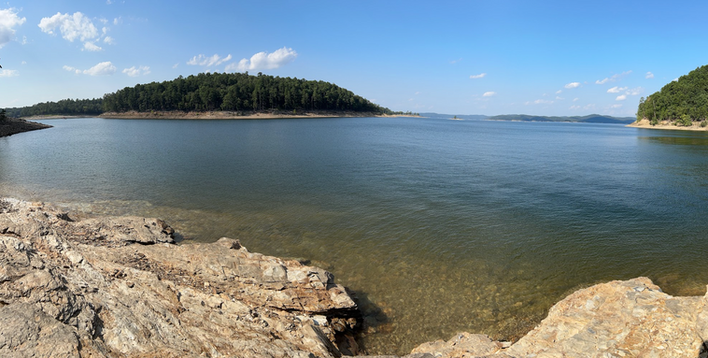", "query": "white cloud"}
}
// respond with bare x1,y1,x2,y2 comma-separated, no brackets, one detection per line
573,98,579,102
607,86,627,93
122,65,150,77
616,94,627,101
555,90,562,94
103,36,114,44
610,104,623,109
172,63,179,69
106,0,113,4
470,73,486,79
85,61,116,75
65,61,116,76
570,105,581,110
645,71,654,79
595,70,632,84
672,78,679,82
564,82,581,89
525,99,554,105
187,53,232,67
113,17,122,25
555,96,564,100
0,69,19,77
38,12,98,42
83,41,102,51
63,65,81,74
230,47,297,72
482,91,496,97
21,61,26,65
0,8,27,48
